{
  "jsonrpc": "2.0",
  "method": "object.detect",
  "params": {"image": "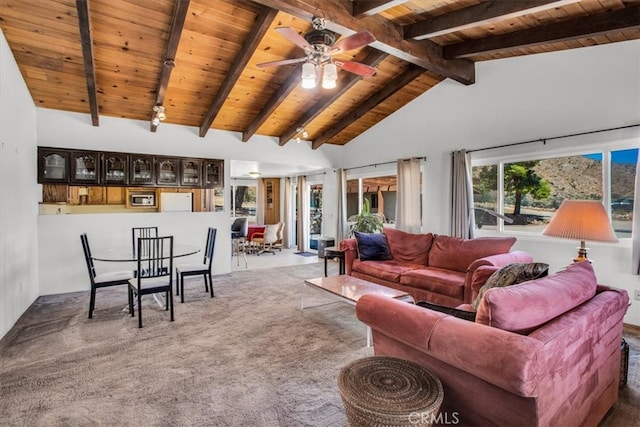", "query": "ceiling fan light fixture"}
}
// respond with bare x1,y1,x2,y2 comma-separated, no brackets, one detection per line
301,62,317,89
322,63,338,89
